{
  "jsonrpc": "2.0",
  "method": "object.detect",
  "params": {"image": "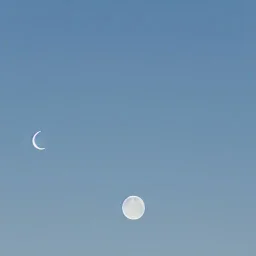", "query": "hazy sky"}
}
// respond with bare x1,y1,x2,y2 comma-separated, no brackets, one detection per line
0,1,255,255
